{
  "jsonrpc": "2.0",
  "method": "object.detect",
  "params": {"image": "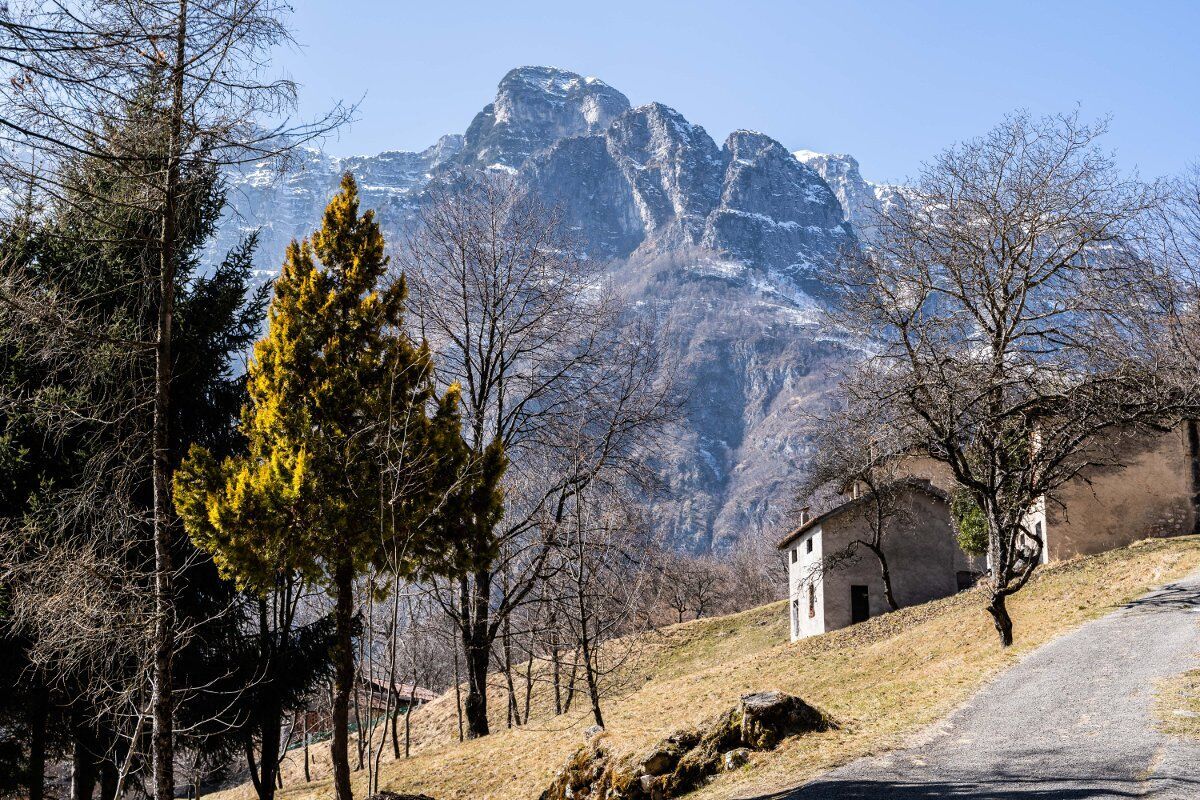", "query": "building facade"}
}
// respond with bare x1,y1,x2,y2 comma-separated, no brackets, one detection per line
1025,424,1199,563
779,479,981,641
